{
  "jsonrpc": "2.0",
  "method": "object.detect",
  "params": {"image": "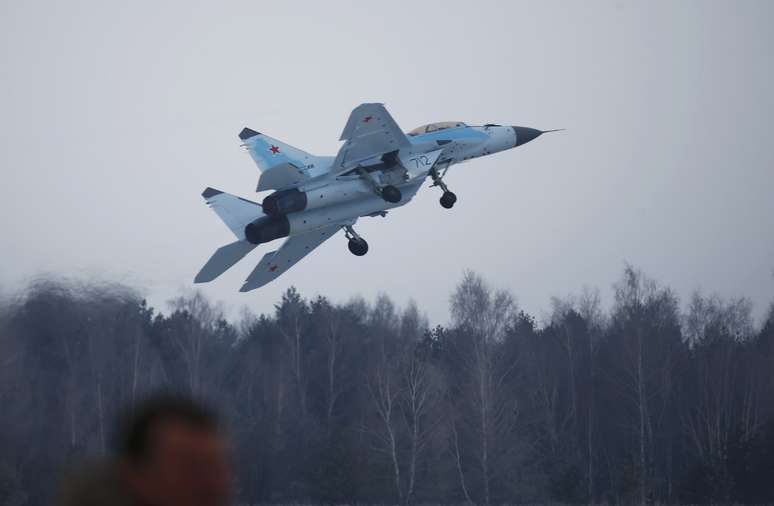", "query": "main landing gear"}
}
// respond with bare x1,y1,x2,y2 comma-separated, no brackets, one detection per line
344,225,368,256
430,166,457,209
